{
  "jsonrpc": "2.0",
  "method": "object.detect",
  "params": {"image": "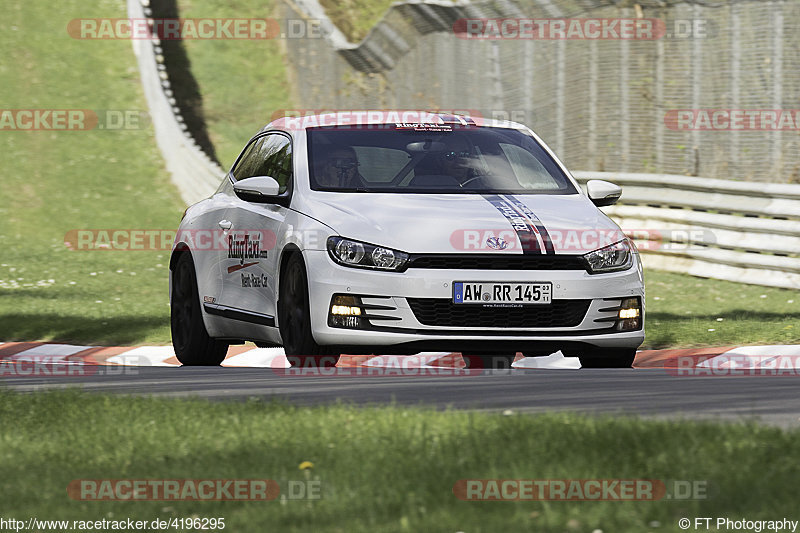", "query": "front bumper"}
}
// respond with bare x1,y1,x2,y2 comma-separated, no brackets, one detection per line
303,249,645,351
